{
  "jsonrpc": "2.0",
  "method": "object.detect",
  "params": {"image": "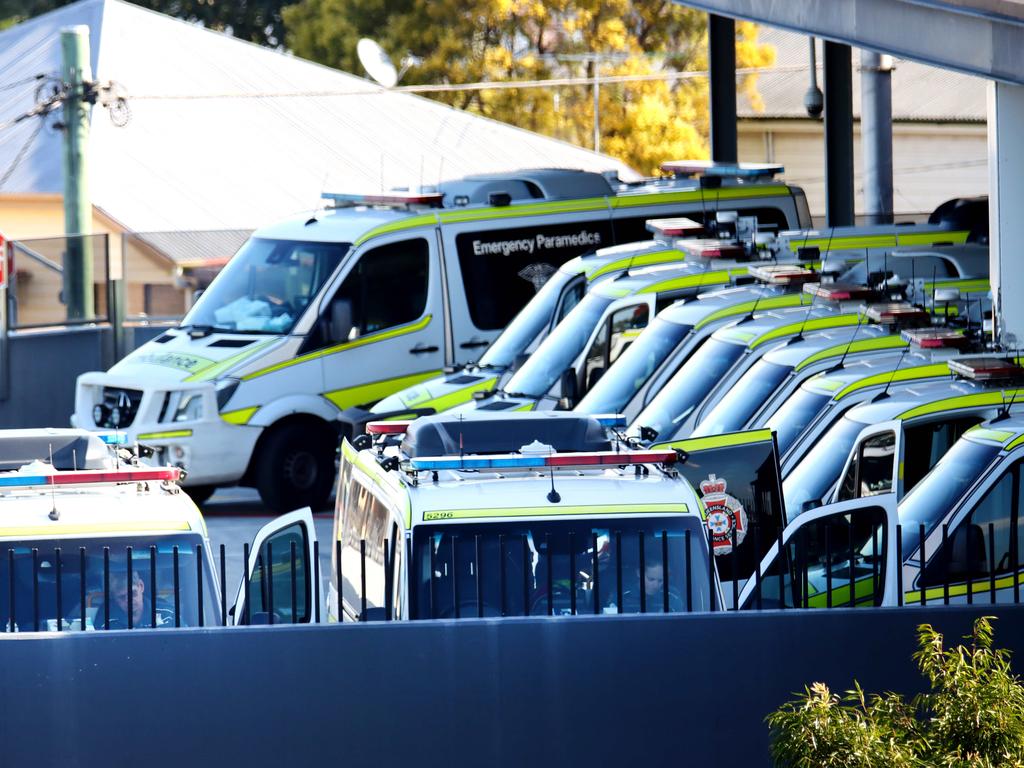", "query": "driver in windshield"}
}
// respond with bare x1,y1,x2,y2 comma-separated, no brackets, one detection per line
101,570,177,629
